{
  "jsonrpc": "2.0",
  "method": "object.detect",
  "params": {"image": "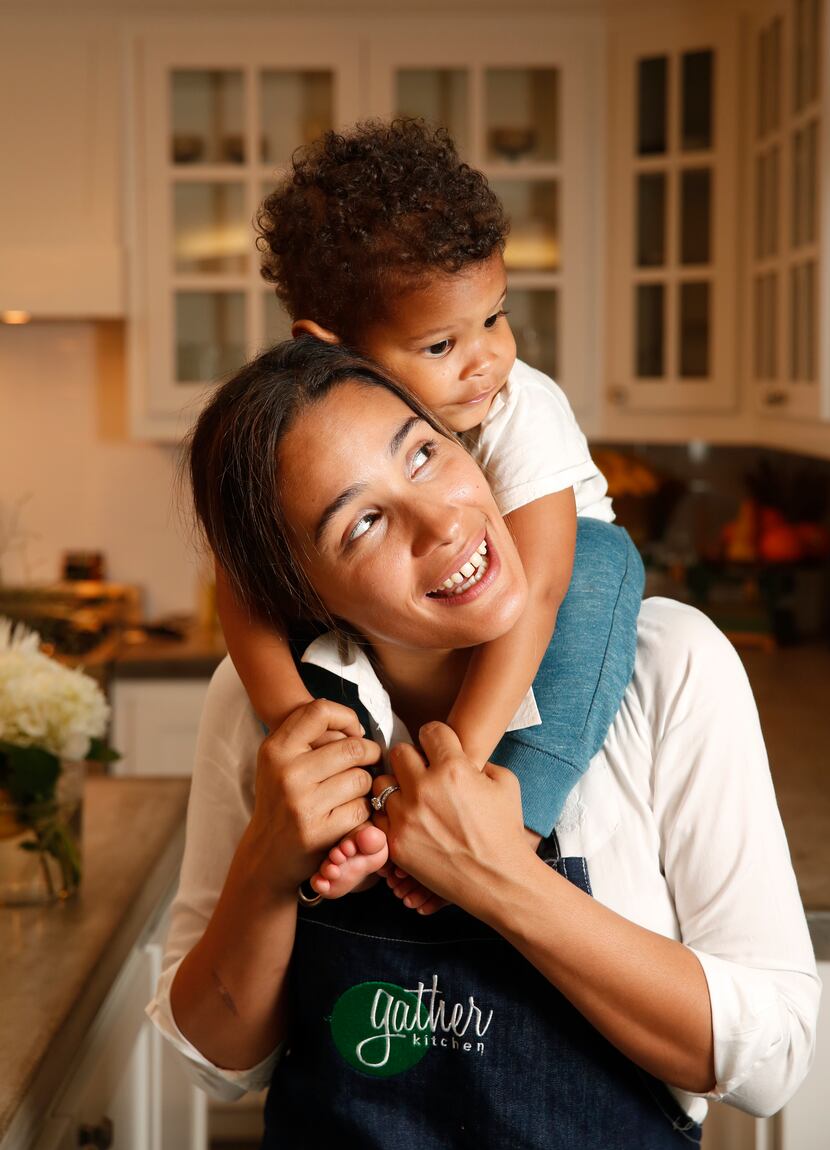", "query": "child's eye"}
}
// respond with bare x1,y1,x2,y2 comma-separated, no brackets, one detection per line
347,512,379,544
484,308,509,329
411,440,438,474
424,339,452,358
